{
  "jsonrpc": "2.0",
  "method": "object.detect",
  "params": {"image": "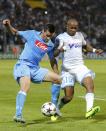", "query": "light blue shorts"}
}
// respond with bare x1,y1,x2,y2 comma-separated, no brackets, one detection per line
13,62,49,83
